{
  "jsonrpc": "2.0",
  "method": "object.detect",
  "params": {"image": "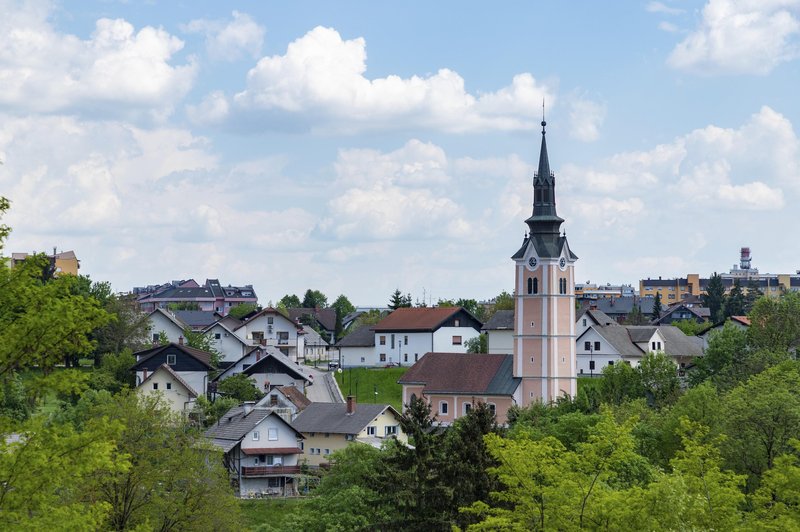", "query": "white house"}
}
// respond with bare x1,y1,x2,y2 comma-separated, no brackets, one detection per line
334,325,375,367
364,307,482,367
131,343,214,406
301,326,330,364
136,363,199,414
482,310,514,354
146,308,188,344
213,347,312,394
575,308,617,338
233,308,305,362
205,404,305,497
204,320,251,363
